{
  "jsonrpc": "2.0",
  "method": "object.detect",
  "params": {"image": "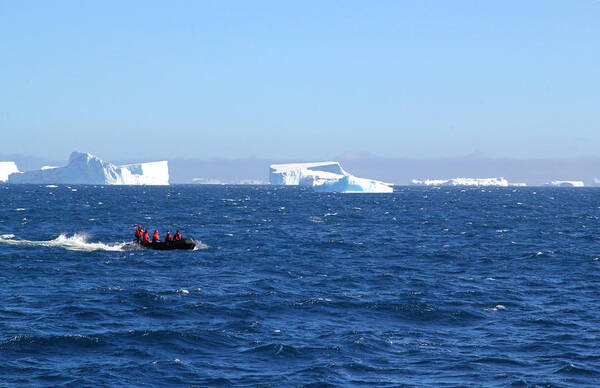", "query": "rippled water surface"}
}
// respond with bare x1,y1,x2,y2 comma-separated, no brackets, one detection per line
1,185,600,386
